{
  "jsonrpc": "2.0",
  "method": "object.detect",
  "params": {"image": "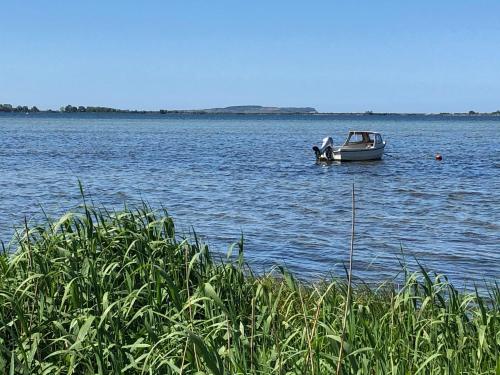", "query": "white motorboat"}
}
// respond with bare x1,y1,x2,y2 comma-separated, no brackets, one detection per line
313,131,386,161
